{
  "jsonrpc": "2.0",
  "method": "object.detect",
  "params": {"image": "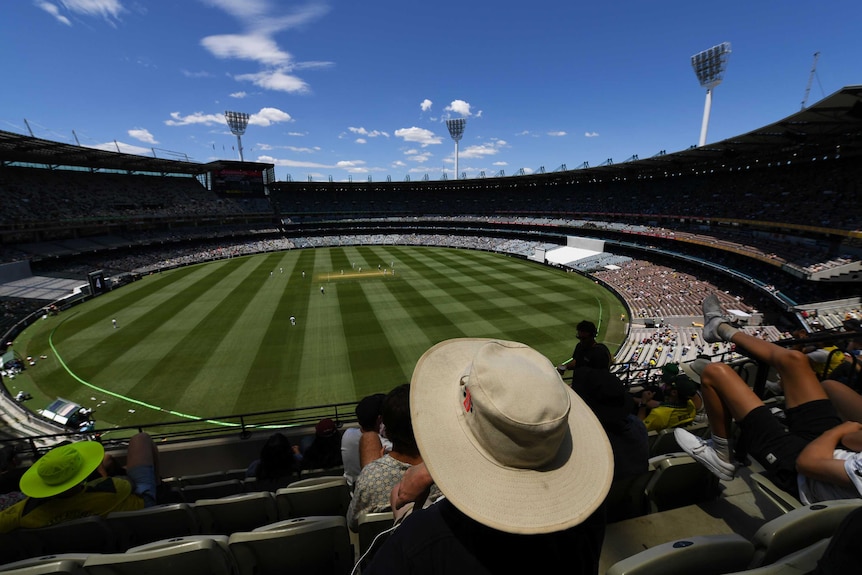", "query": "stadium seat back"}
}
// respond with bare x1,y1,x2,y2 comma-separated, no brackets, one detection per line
275,477,350,519
606,533,755,575
81,535,236,575
750,499,862,567
644,453,720,513
16,515,119,557
192,491,279,535
356,511,395,570
106,502,201,550
228,516,353,575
